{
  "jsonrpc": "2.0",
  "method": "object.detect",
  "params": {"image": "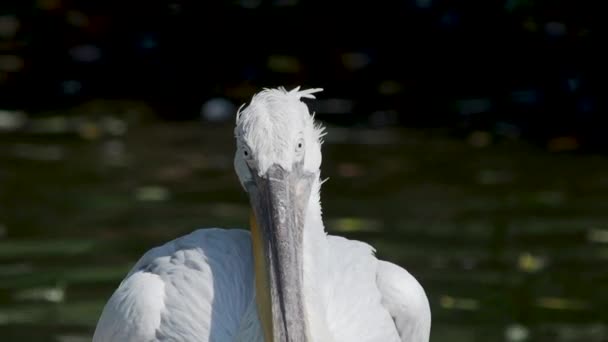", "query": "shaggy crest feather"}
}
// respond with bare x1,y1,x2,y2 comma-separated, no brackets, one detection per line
235,86,324,138
233,86,326,176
